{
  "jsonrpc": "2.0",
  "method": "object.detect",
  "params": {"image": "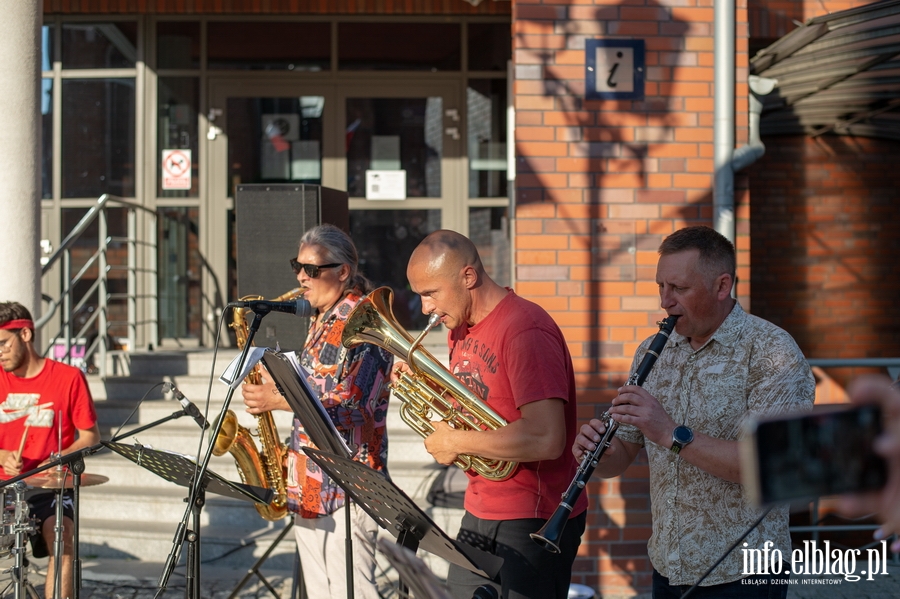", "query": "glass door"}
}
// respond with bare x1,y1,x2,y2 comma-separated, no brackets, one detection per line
206,80,461,332
341,82,461,330
206,80,337,321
